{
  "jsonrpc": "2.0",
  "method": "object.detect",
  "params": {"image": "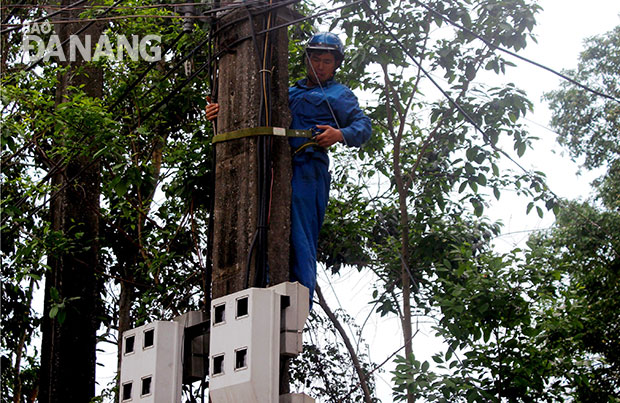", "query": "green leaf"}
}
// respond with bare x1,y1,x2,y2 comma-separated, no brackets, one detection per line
536,206,543,218
458,181,468,193
517,142,526,157
526,202,534,214
466,147,476,161
492,163,500,176
115,181,129,197
465,63,476,81
57,310,67,324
